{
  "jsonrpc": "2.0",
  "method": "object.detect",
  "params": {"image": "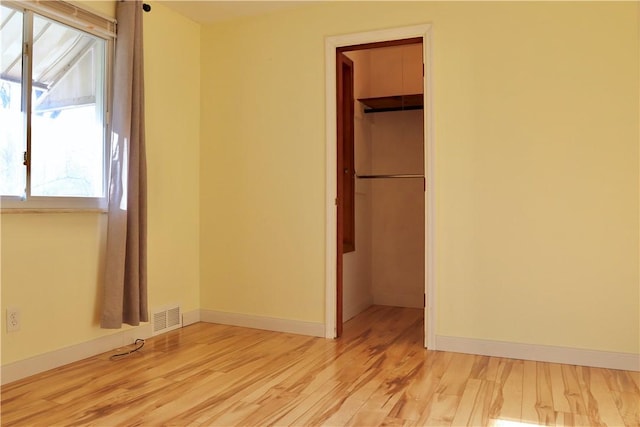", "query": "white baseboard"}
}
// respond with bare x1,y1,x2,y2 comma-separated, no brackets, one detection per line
4,318,635,386
200,309,325,338
435,335,640,372
182,309,201,327
1,323,154,385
